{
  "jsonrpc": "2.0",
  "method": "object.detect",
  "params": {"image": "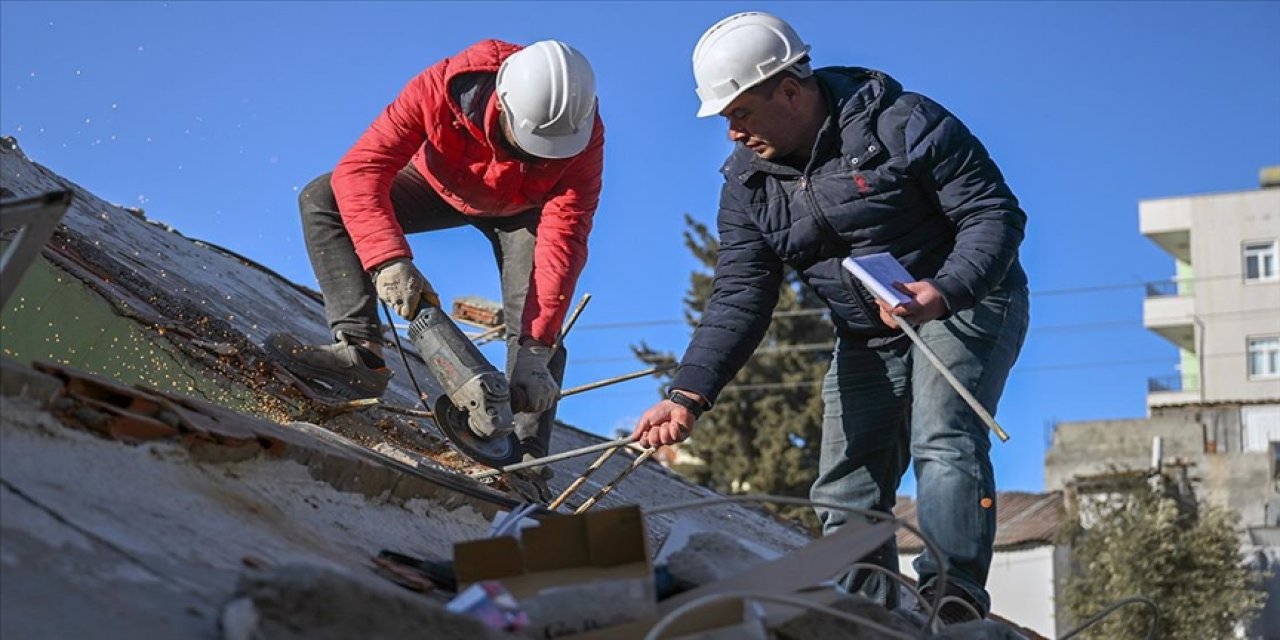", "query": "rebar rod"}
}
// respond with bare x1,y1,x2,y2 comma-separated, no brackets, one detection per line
547,445,624,511
559,363,676,398
552,293,592,352
573,447,656,514
469,436,633,480
894,316,1010,442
